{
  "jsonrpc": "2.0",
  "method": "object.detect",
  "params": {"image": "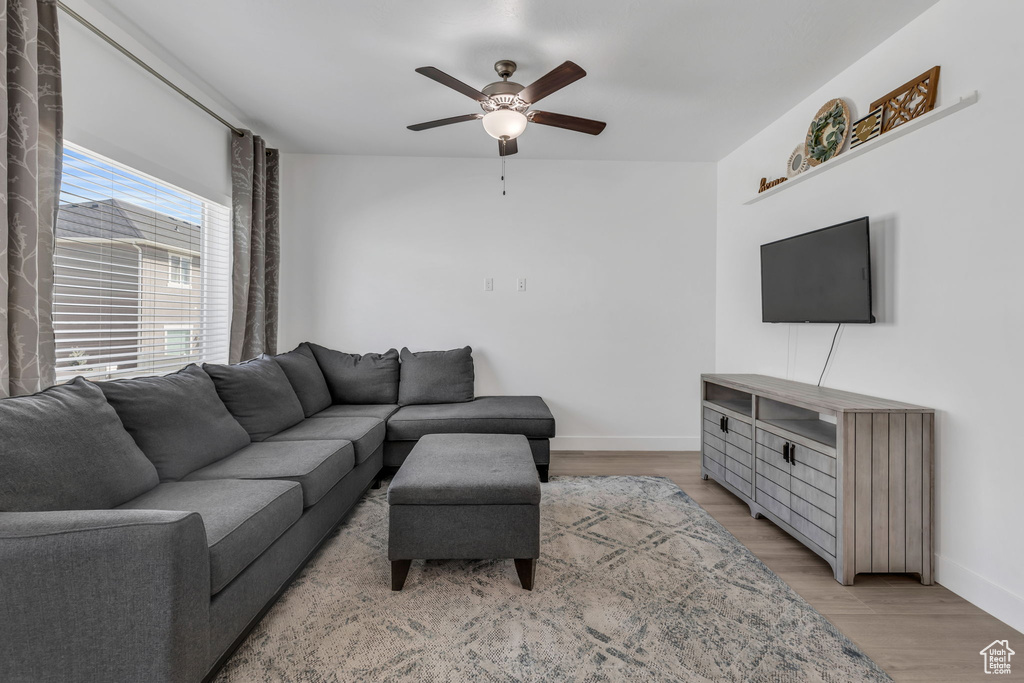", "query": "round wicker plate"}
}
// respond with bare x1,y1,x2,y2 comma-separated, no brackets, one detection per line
805,98,850,167
787,144,808,177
